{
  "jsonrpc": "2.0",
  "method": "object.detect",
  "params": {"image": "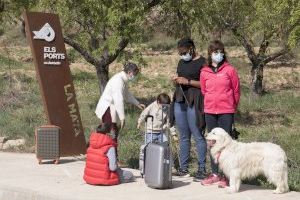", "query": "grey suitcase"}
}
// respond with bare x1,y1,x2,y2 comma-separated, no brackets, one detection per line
144,142,172,189
144,105,172,189
139,115,154,178
35,125,60,164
